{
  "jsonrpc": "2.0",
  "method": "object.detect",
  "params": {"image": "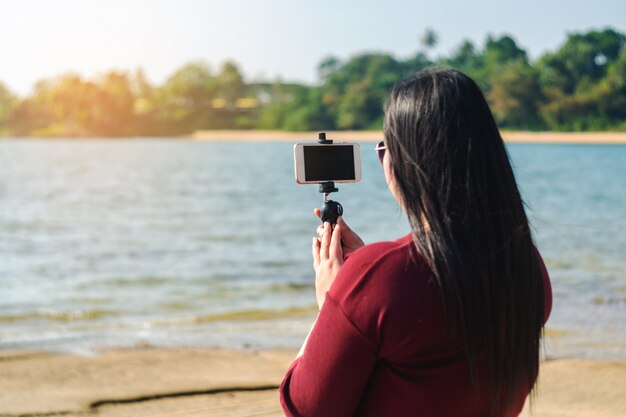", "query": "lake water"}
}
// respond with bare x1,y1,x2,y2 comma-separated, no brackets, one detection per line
0,139,624,360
